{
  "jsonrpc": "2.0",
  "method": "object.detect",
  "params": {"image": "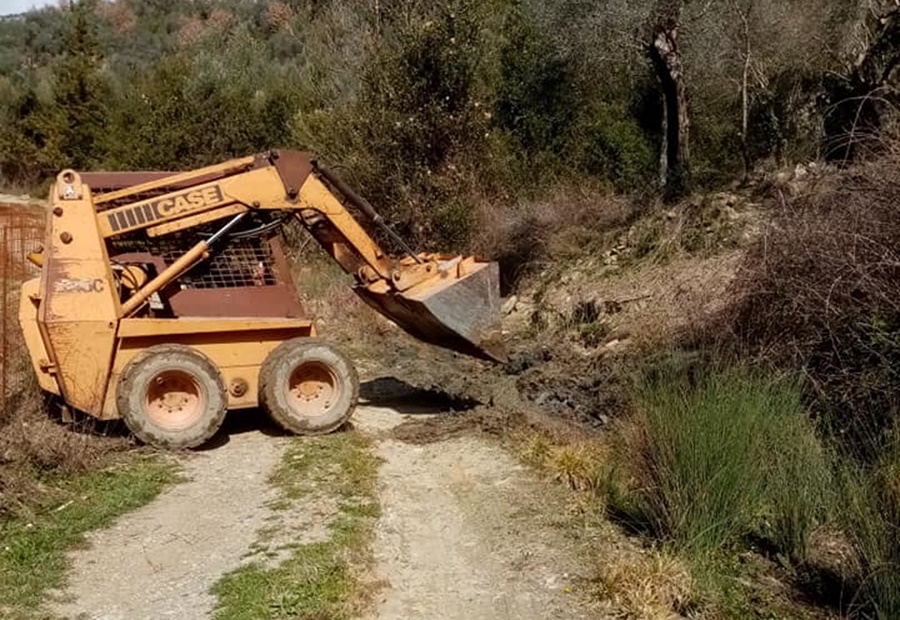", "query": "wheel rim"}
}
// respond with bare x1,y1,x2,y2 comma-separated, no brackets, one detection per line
287,361,341,419
144,369,207,431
